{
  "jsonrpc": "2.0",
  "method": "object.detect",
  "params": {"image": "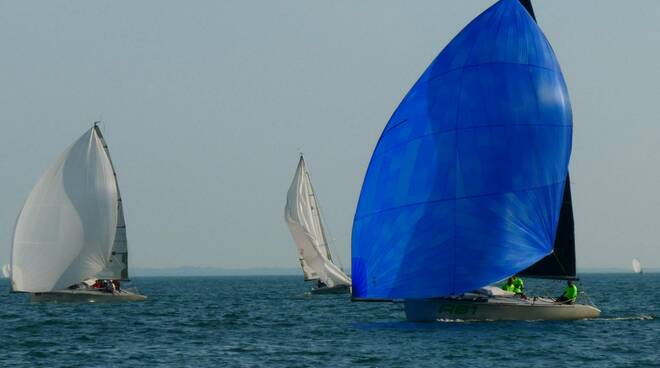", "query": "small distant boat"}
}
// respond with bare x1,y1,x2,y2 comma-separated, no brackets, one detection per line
10,123,146,302
1,264,10,278
632,258,643,274
351,0,600,321
285,155,351,294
